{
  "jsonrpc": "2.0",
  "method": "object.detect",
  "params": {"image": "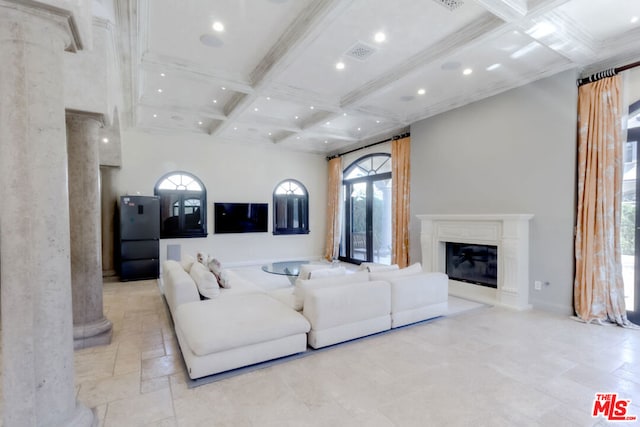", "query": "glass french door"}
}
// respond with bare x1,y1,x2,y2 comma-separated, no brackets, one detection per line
341,177,392,264
625,122,640,323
